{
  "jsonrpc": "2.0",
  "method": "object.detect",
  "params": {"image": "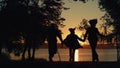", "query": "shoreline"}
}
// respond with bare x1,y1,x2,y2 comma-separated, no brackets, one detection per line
39,43,117,49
